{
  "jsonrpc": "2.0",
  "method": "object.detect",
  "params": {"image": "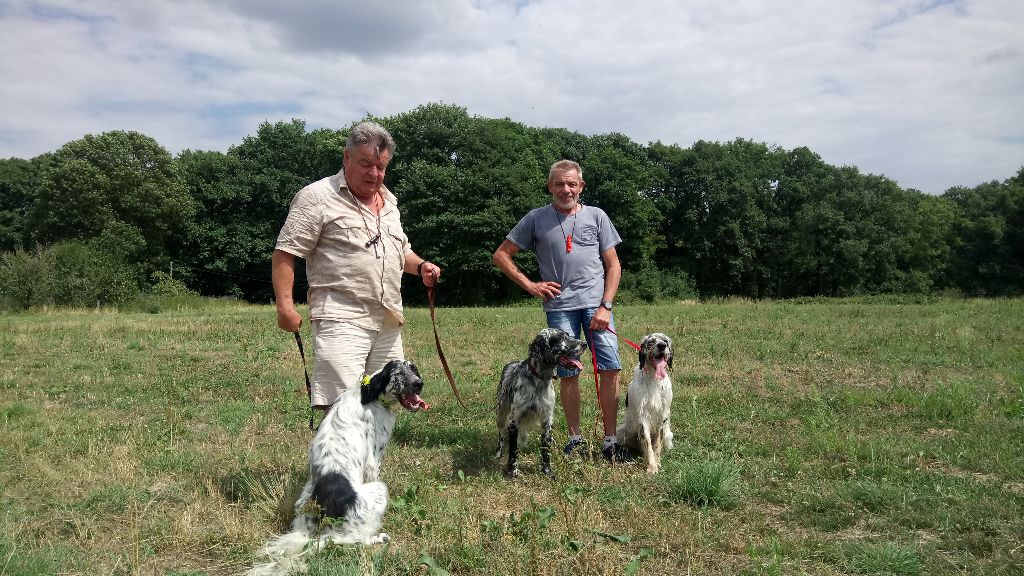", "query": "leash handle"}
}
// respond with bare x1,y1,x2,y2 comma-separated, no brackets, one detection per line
428,285,472,410
293,332,315,431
